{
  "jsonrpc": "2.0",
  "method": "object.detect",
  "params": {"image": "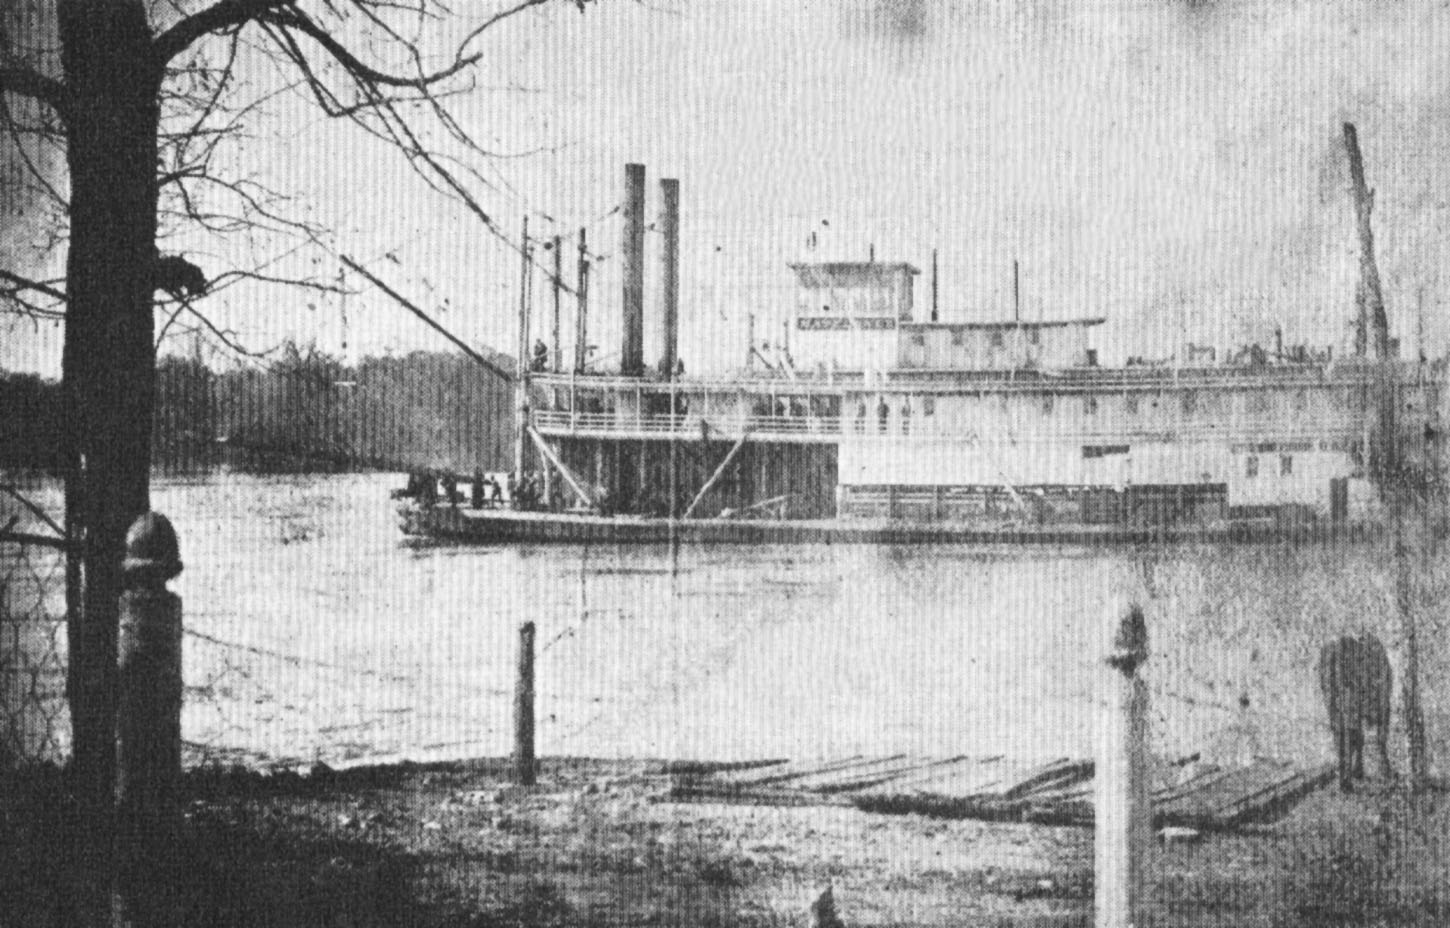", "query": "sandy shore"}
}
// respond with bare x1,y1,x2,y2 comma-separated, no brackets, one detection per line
8,756,1449,927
